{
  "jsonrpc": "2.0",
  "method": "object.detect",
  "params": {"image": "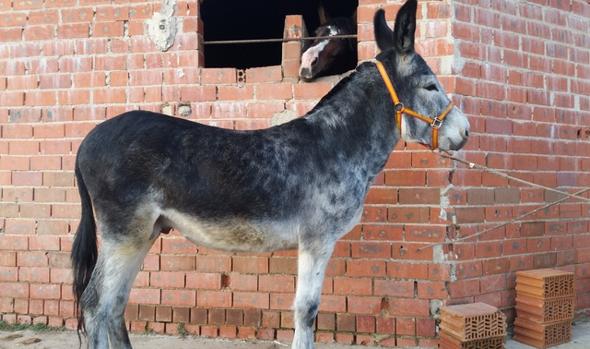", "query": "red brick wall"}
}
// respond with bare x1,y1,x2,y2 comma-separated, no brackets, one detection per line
0,0,588,347
447,0,590,325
